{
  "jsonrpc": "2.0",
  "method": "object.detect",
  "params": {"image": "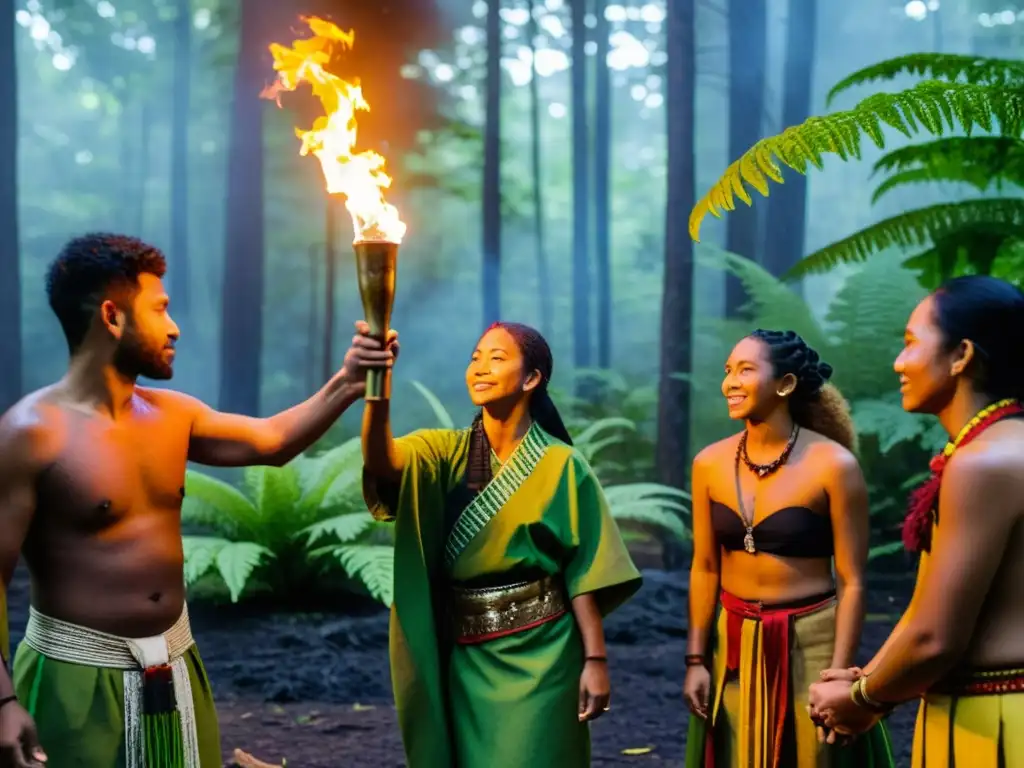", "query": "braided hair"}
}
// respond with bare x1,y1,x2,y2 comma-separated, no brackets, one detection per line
466,322,574,491
749,329,857,452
